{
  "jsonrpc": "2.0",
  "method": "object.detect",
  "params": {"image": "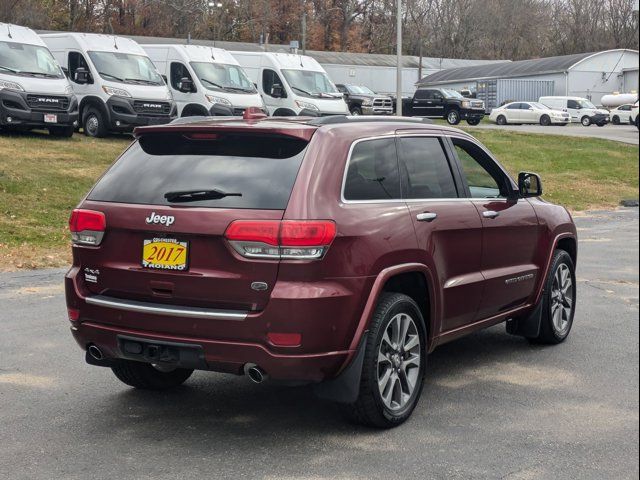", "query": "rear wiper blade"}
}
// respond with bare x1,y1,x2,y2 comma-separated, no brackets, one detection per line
164,189,242,203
